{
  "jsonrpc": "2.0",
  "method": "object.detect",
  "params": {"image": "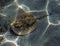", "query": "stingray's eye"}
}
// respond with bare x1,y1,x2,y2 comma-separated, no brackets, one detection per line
10,13,37,36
